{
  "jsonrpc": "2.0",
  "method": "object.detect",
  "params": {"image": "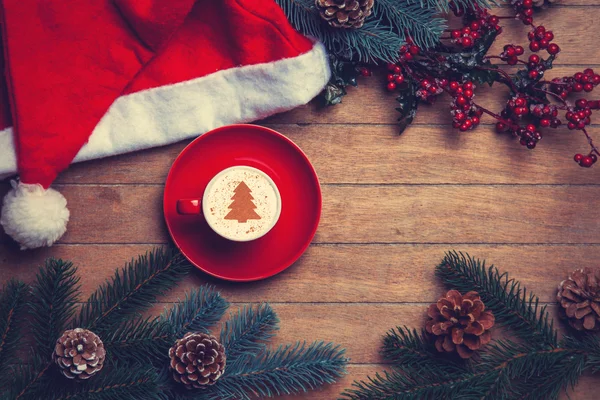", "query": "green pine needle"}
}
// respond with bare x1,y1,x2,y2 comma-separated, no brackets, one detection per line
49,365,162,400
436,251,558,348
30,259,80,356
102,317,173,366
0,279,29,388
382,327,468,375
203,341,347,400
220,304,279,366
162,286,229,338
76,247,191,331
